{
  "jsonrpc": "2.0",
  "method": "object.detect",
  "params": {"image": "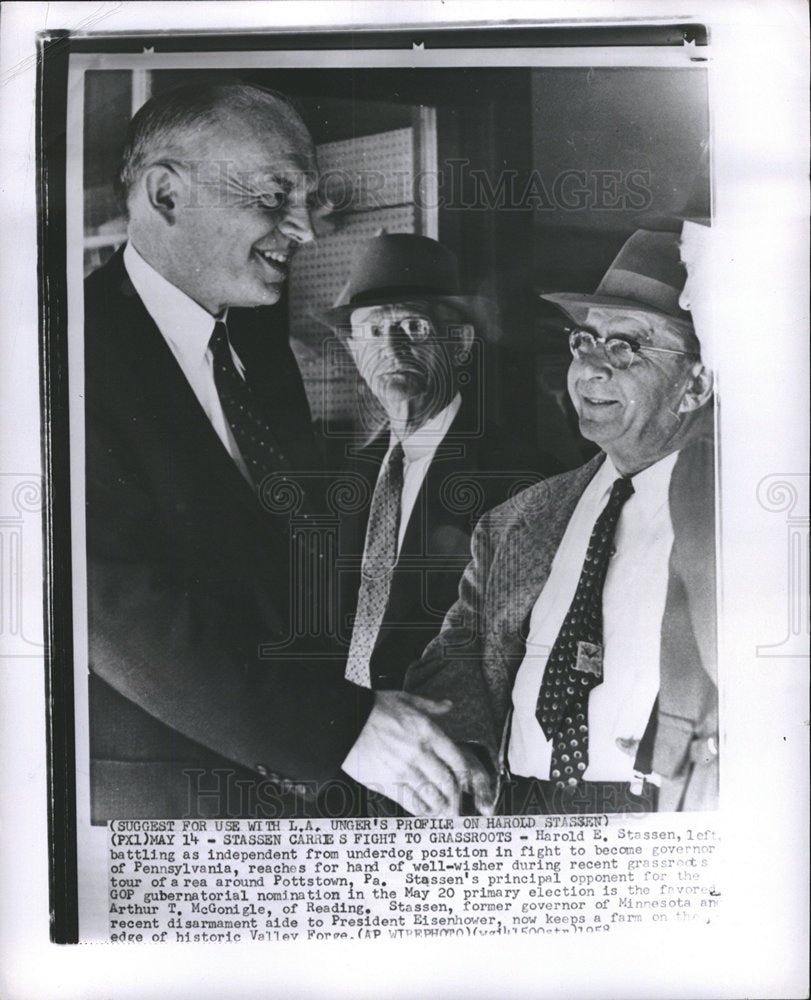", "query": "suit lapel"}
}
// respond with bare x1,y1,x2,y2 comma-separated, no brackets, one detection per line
489,456,605,680
371,407,472,645
231,308,321,475
105,253,264,517
399,411,472,558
